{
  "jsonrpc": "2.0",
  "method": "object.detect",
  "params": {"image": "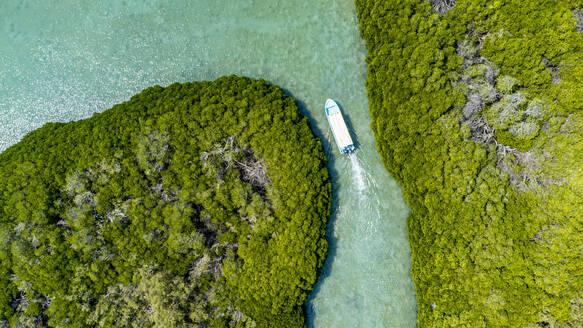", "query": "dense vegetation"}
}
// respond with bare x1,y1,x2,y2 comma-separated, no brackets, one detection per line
356,0,583,326
0,76,331,327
